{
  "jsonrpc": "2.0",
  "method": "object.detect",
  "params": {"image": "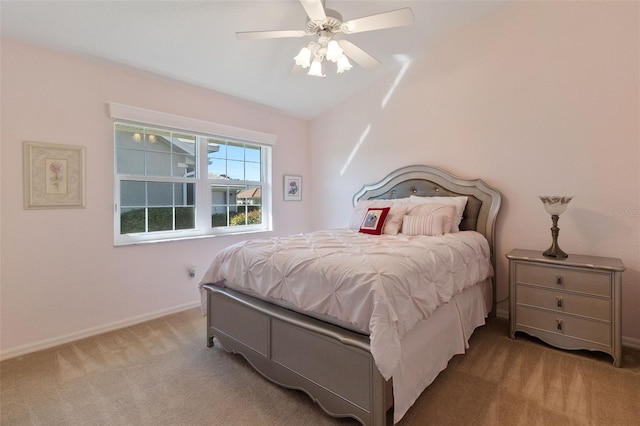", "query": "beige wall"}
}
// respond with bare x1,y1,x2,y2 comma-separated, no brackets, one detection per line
0,39,312,358
310,2,640,343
